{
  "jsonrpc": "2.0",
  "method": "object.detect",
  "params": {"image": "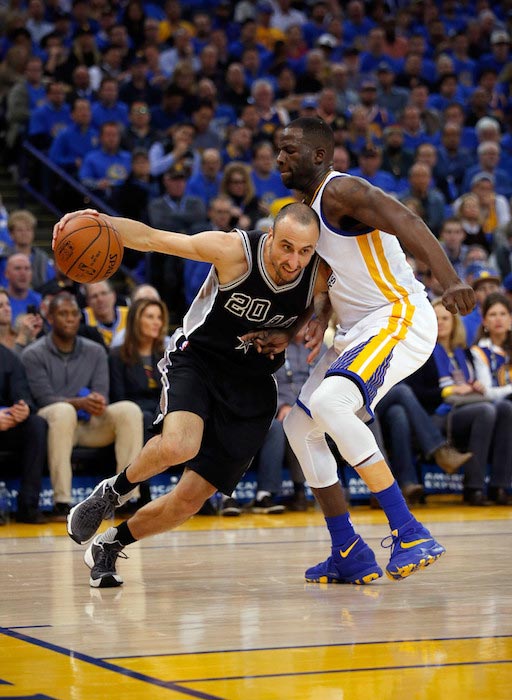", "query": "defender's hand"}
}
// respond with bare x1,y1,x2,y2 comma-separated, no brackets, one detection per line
442,283,475,316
